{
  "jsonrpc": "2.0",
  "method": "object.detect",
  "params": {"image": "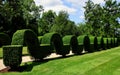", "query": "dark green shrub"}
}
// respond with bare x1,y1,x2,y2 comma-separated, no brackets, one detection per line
116,38,120,46
62,45,70,57
0,33,11,47
89,36,95,52
104,38,108,49
110,38,113,48
3,45,22,68
94,36,98,51
63,35,80,54
41,32,63,55
97,37,105,50
77,35,90,53
11,29,51,60
38,36,43,44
